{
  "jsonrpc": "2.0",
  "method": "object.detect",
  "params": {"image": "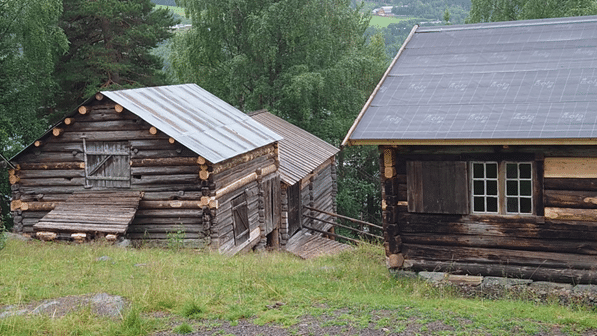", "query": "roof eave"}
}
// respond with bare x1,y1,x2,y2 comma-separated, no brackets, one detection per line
348,138,597,146
341,24,419,147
